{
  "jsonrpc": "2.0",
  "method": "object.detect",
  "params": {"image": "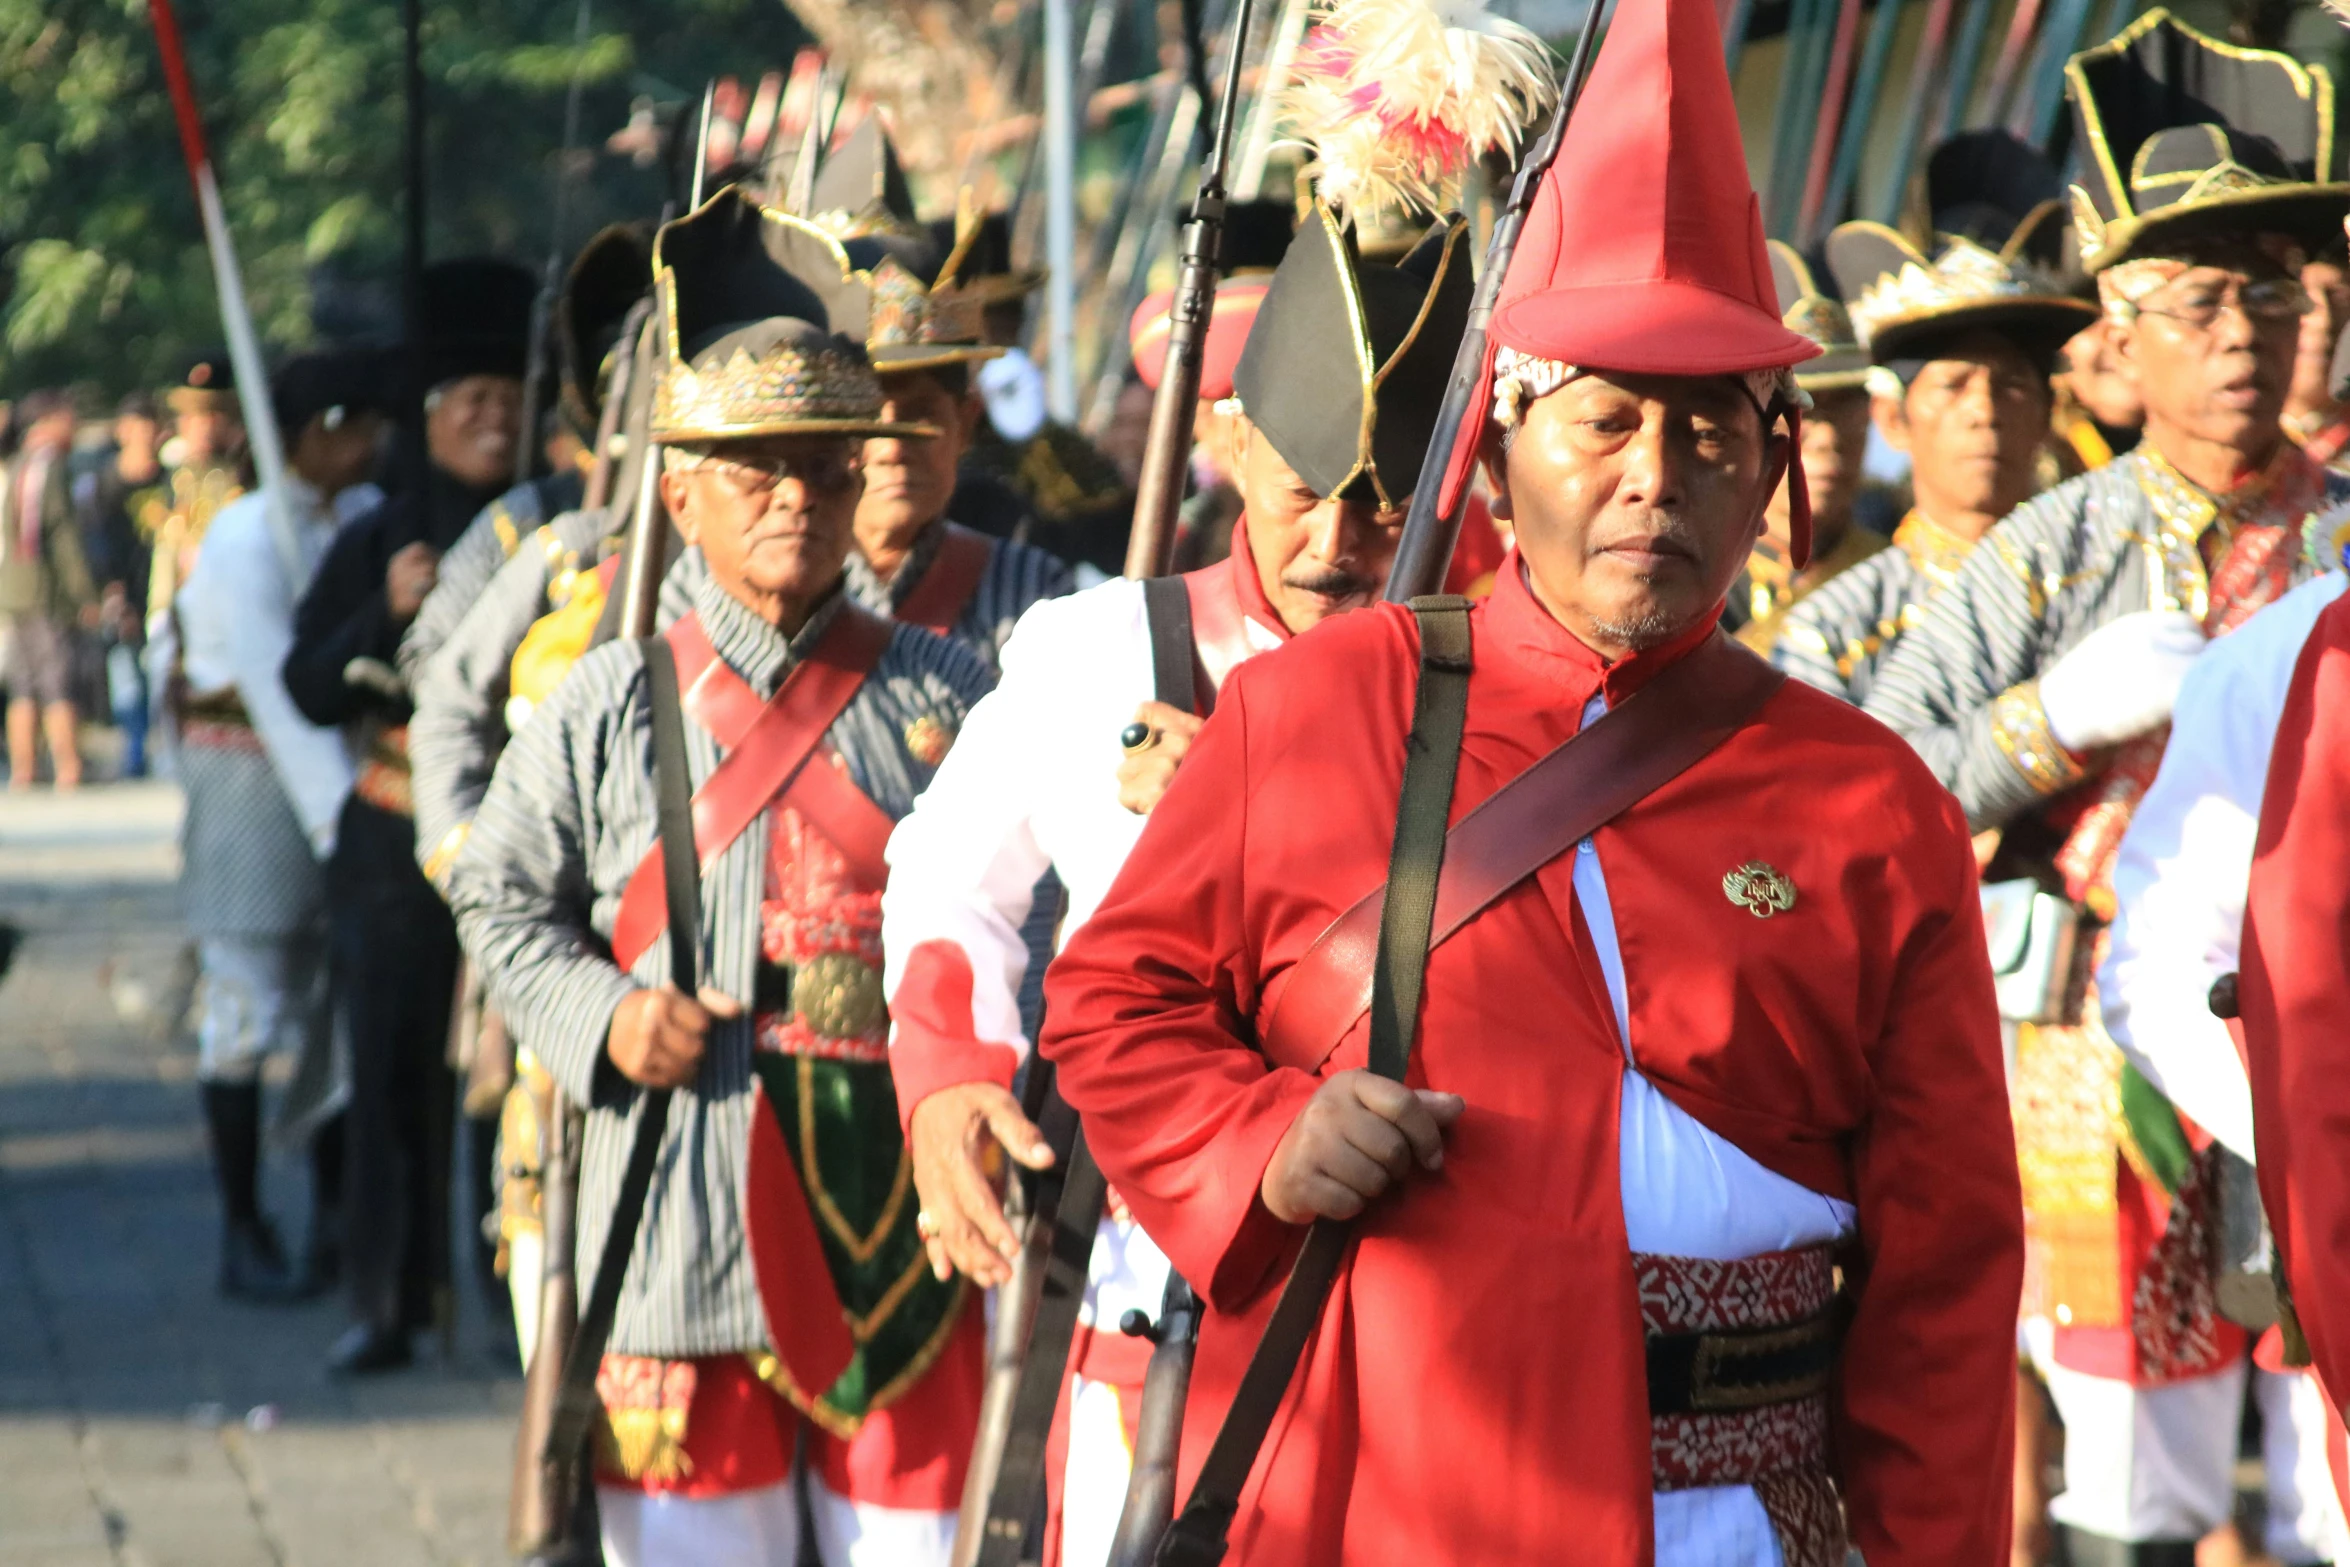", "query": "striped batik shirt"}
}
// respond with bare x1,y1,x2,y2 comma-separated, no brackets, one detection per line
844,515,1073,675
1862,447,2347,833
396,473,573,685
445,561,993,1356
1772,512,1977,709
407,507,704,879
